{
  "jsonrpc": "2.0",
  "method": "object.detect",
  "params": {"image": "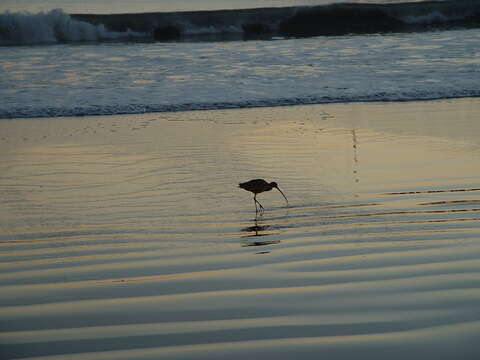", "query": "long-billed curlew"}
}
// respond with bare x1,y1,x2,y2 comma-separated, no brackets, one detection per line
239,179,288,213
